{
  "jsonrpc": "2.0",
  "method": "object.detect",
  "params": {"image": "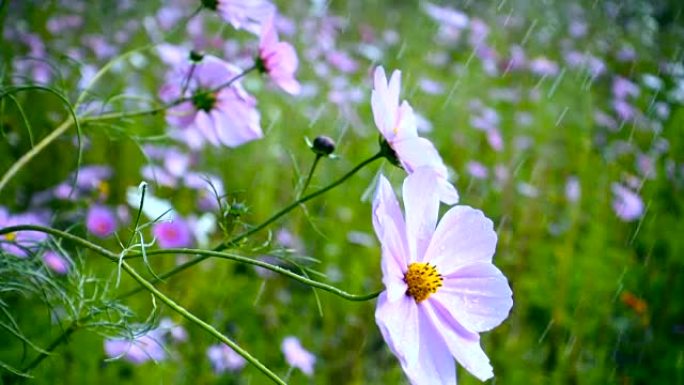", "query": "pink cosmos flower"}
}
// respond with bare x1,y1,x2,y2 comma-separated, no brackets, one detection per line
281,336,316,377
161,54,262,149
86,205,117,238
371,66,459,204
373,167,513,384
207,344,247,373
258,16,301,95
204,0,275,35
152,218,193,248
